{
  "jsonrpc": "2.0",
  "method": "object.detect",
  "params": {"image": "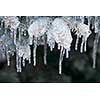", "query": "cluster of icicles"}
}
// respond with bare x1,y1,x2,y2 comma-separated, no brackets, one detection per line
0,16,100,74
